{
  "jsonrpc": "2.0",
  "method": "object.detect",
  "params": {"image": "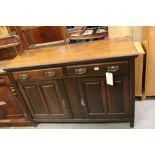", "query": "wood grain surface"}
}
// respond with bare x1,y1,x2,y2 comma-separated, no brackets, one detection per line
5,37,138,70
